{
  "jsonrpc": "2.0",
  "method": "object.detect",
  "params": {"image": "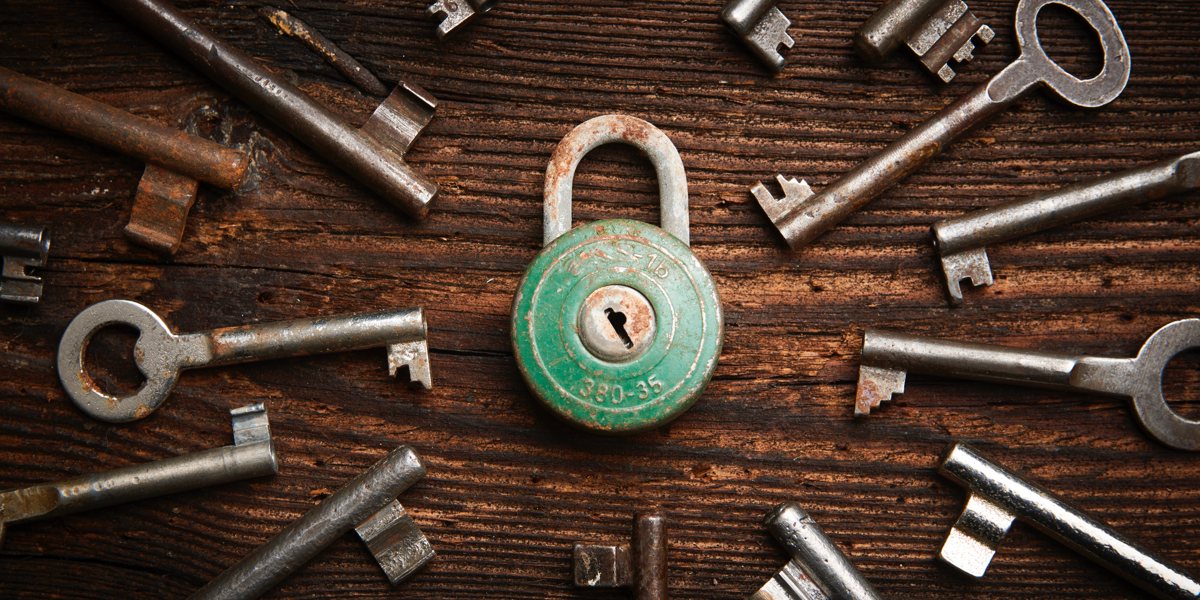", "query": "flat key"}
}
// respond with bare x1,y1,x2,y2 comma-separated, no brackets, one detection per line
753,0,1131,249
0,403,277,546
938,443,1200,599
58,299,432,423
933,150,1200,304
750,502,882,600
855,320,1200,450
0,223,50,304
